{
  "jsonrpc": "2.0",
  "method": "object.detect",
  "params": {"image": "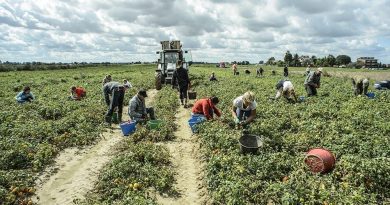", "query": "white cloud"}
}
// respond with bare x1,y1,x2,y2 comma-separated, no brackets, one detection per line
0,0,389,63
